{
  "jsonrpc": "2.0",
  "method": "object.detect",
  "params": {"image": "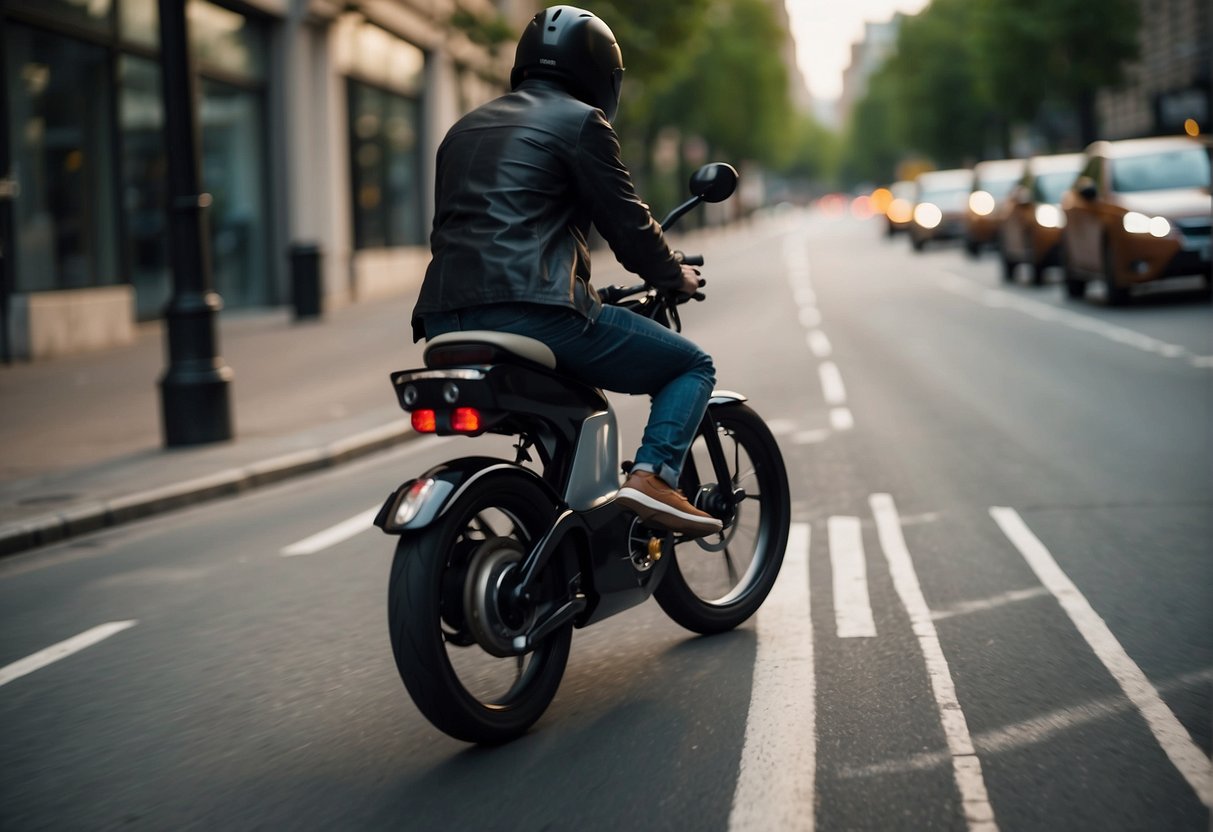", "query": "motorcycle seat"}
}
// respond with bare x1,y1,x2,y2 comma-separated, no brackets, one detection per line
425,330,557,370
